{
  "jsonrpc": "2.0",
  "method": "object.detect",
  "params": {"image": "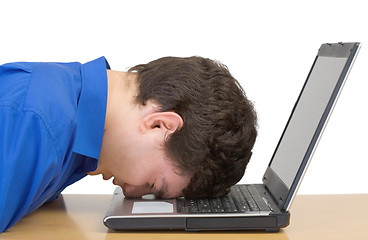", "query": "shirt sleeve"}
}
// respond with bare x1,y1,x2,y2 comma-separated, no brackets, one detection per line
0,106,59,233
